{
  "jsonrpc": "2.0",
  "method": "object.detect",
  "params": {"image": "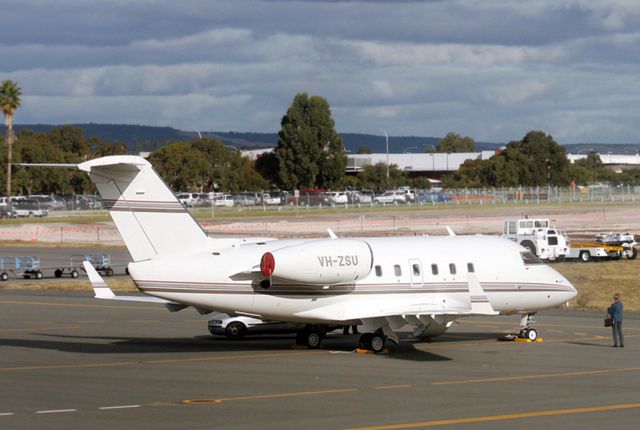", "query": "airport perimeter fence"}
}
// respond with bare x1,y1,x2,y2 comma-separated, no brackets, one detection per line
189,184,640,215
